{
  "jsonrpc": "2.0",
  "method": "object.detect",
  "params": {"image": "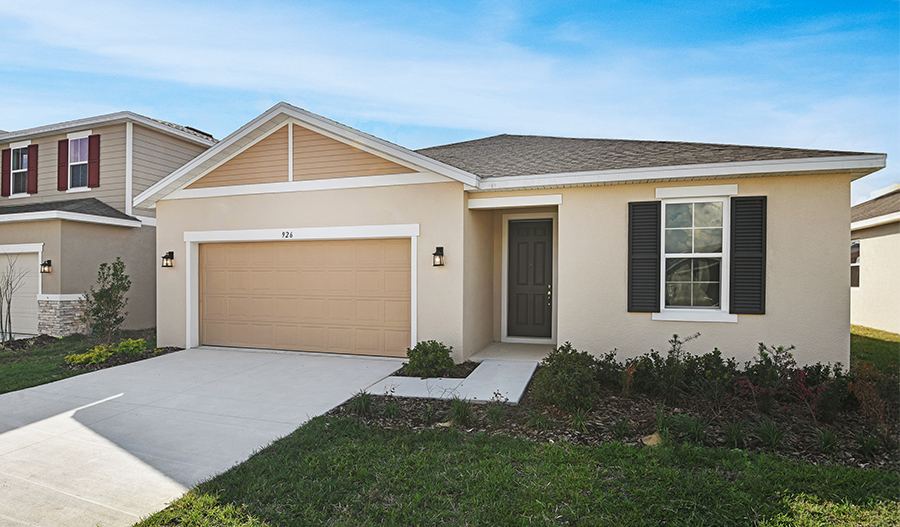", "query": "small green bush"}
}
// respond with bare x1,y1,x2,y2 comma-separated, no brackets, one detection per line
572,408,590,433
404,340,455,378
754,417,785,450
445,396,471,426
724,419,748,449
349,390,372,415
525,408,550,430
381,400,399,418
814,427,837,454
532,342,600,411
612,416,632,439
113,338,146,355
